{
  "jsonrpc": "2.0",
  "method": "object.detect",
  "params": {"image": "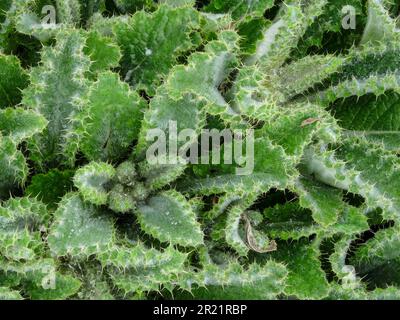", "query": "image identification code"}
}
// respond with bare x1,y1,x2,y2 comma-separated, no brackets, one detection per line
153,304,248,317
